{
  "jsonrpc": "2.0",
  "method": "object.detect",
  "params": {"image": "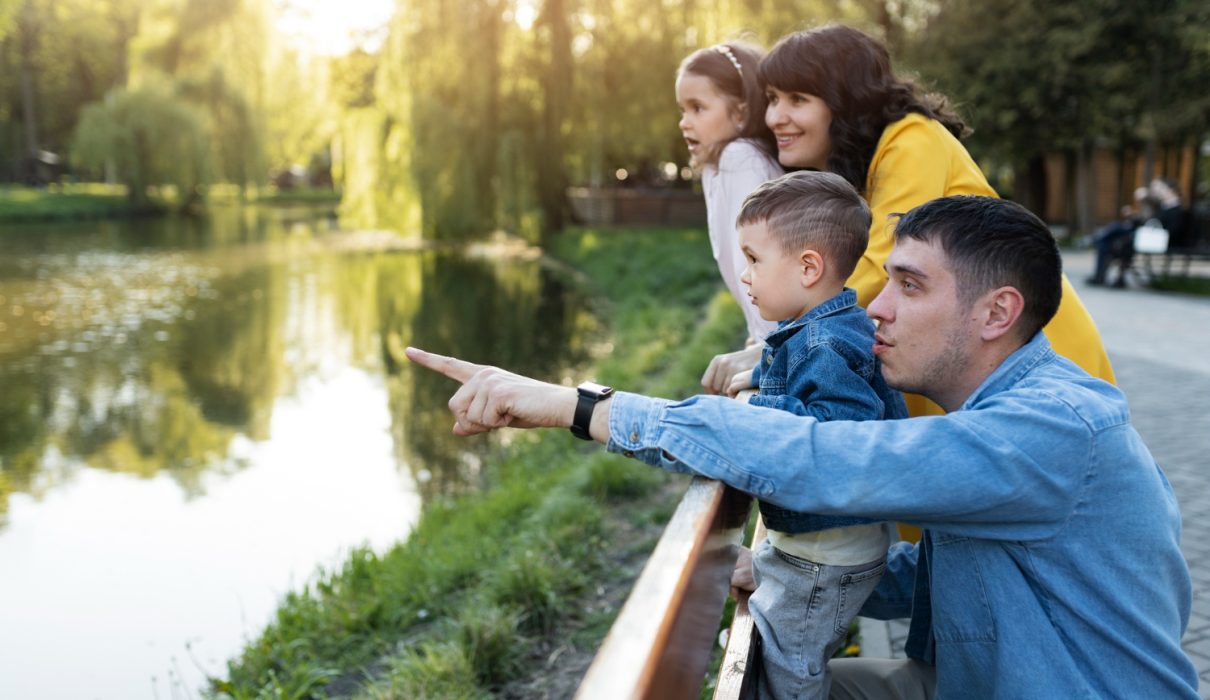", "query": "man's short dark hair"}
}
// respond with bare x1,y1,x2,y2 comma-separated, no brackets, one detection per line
737,171,871,278
893,196,1062,339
